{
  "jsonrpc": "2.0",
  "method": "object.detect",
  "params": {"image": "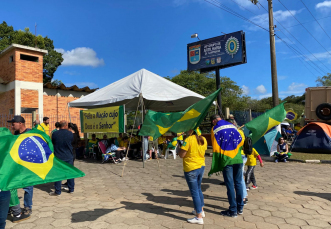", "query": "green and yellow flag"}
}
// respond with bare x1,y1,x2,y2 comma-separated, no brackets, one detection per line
245,102,287,144
139,89,221,139
0,128,85,191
